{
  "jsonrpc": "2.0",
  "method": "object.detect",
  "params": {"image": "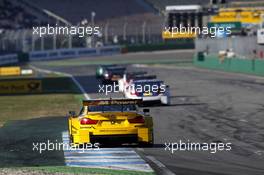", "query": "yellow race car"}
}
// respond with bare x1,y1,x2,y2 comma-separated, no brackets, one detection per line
68,98,153,146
